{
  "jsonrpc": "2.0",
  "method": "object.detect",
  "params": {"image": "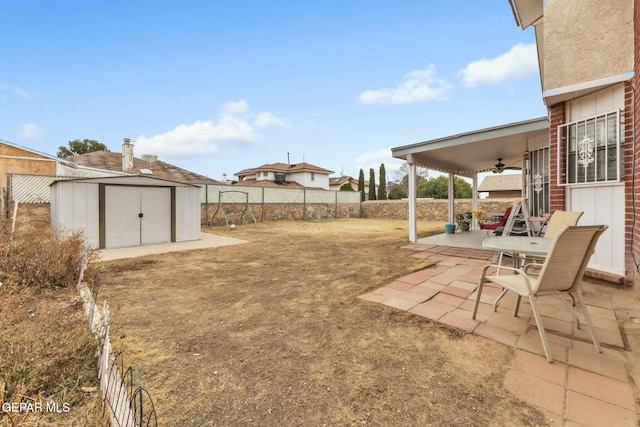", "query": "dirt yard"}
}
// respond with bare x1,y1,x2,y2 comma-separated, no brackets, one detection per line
98,219,549,426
